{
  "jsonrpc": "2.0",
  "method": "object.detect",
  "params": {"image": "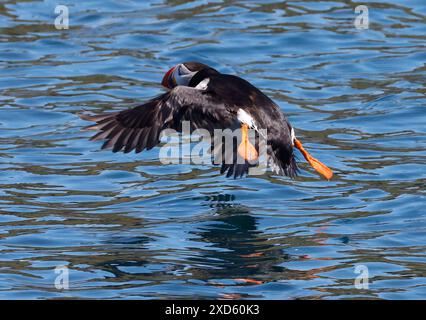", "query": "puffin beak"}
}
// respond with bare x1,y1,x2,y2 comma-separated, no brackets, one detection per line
161,66,176,89
294,138,333,180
